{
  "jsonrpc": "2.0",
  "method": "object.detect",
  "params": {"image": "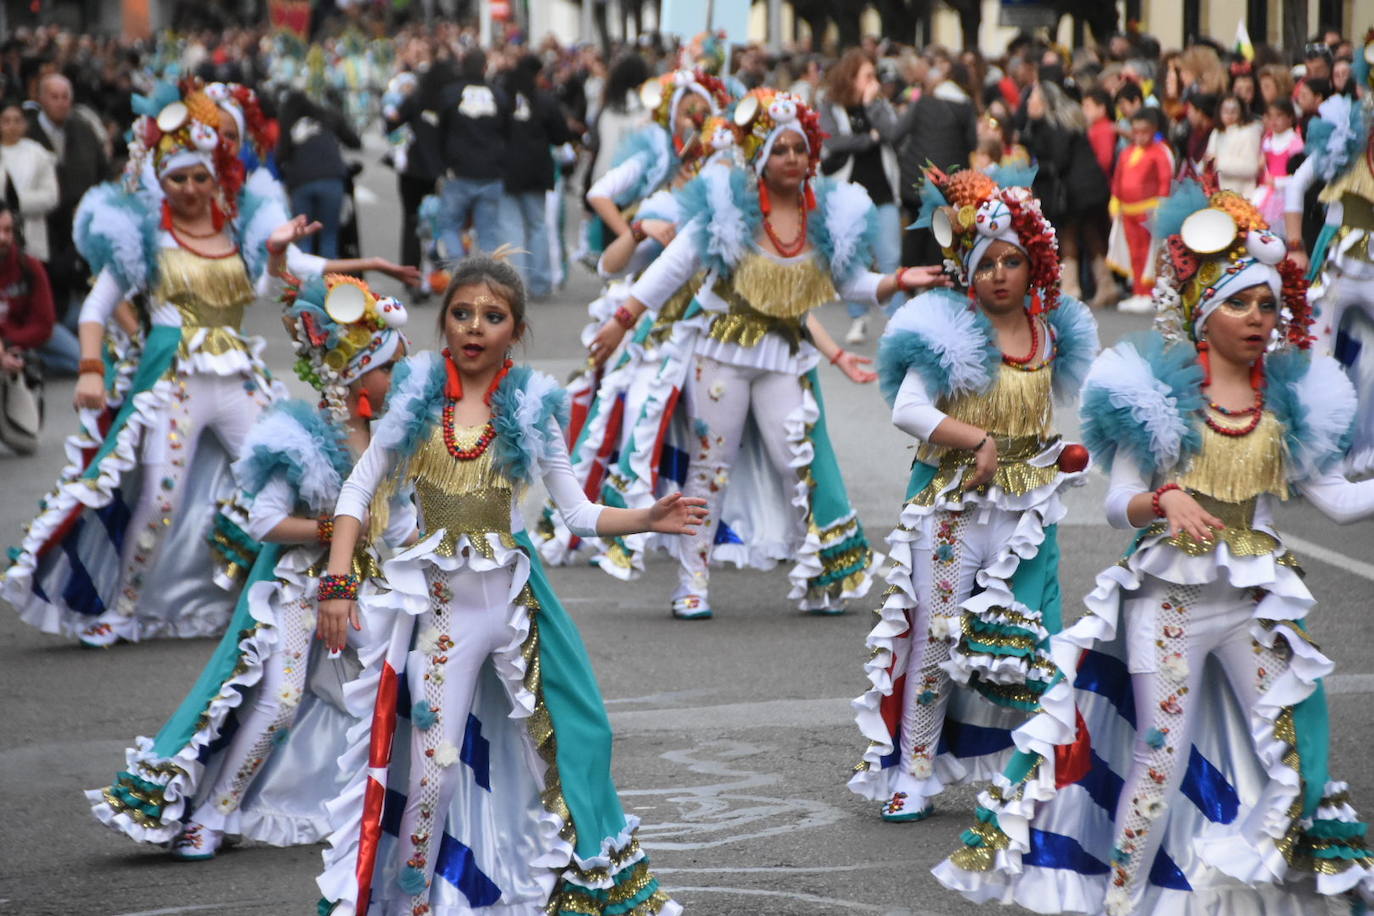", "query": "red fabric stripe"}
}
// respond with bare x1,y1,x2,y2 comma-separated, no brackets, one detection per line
647,387,682,489
1054,709,1093,788
583,396,625,501
37,407,116,559
355,776,387,916
369,664,398,768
